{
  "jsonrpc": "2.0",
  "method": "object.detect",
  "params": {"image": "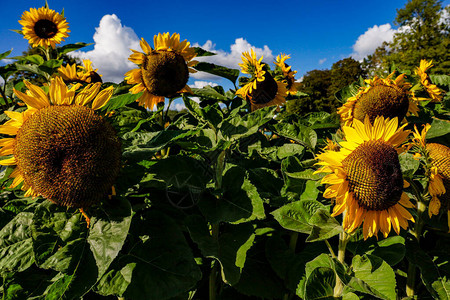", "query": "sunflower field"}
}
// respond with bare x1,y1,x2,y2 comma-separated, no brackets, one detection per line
1,4,450,300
